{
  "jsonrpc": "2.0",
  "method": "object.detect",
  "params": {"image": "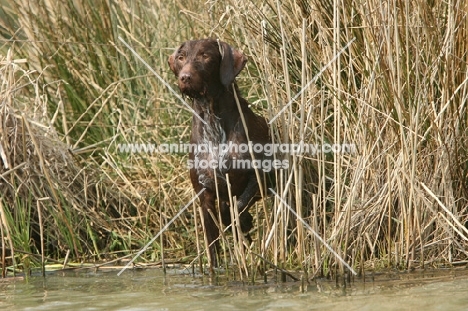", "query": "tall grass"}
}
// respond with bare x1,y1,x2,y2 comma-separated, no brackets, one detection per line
0,0,467,277
218,0,468,273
